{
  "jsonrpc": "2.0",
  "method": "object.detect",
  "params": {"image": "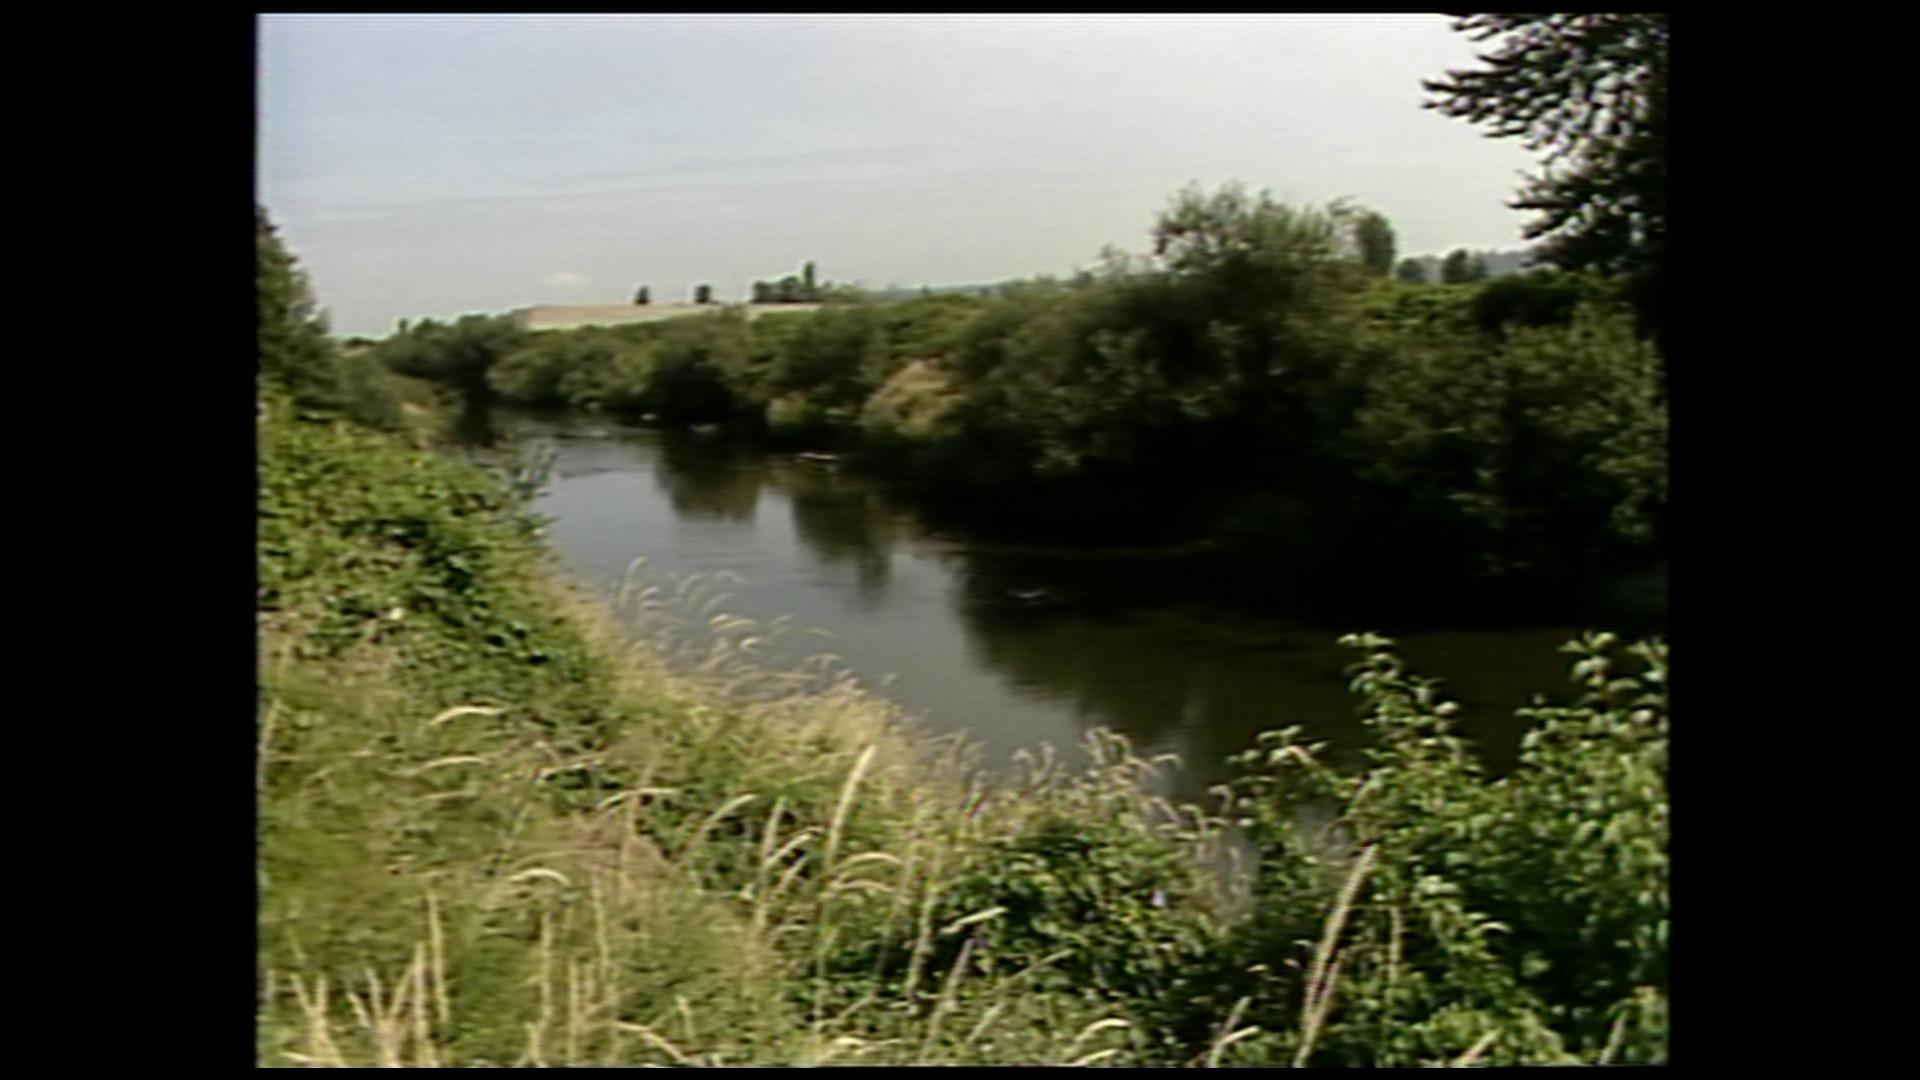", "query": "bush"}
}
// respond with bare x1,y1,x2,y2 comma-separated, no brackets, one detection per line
1325,302,1667,579
1469,269,1621,336
488,330,647,410
633,313,753,424
1192,631,1668,1066
376,313,530,397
